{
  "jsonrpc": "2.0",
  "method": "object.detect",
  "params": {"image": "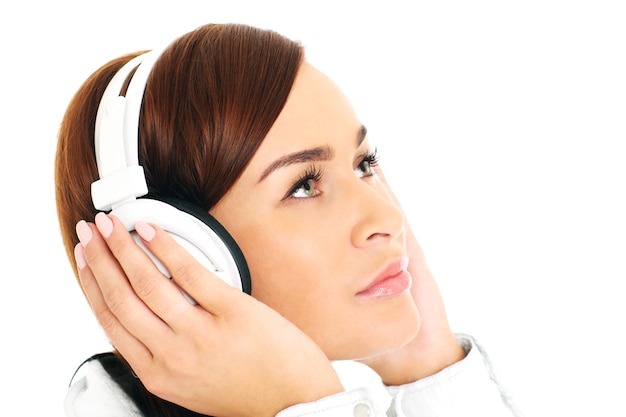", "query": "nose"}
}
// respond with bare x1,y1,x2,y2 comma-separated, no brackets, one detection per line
349,177,404,248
